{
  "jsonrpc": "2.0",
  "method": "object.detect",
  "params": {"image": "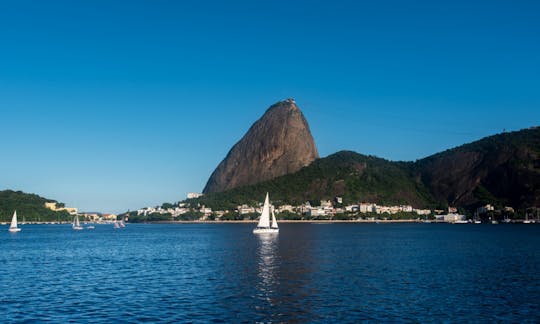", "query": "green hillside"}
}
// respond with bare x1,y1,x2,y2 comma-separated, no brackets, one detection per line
0,190,71,223
414,127,540,209
191,127,540,212
191,151,436,210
